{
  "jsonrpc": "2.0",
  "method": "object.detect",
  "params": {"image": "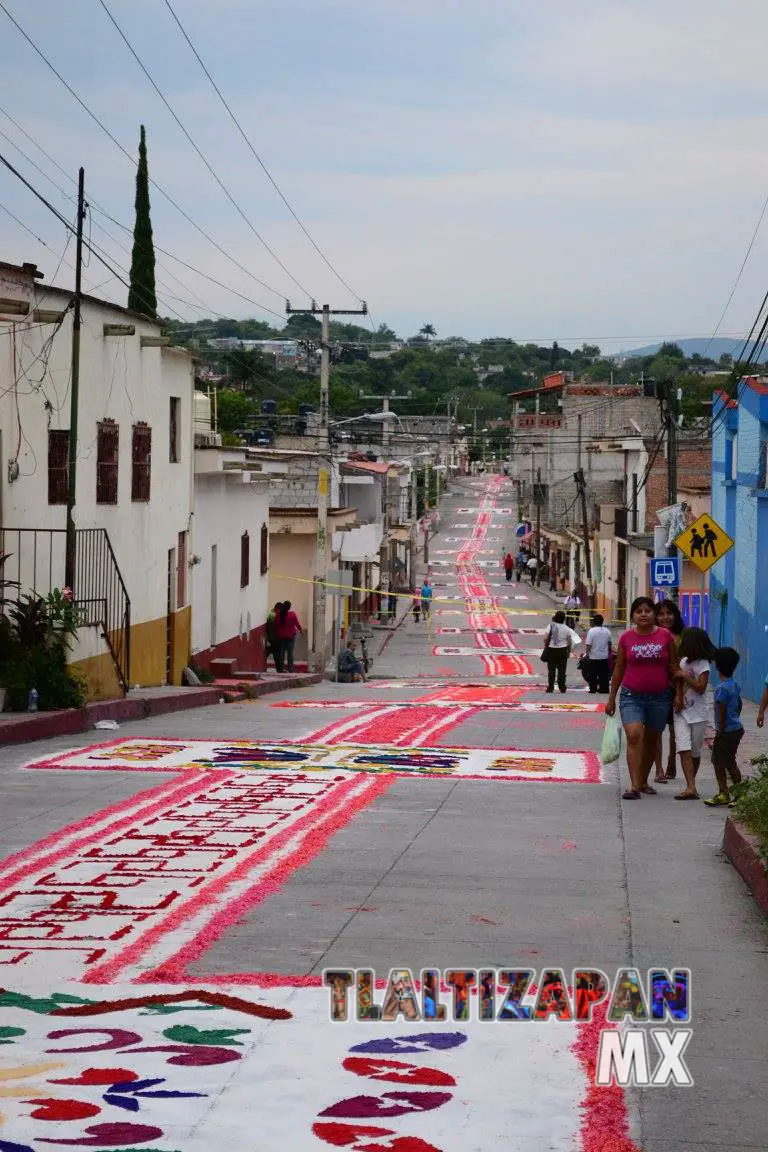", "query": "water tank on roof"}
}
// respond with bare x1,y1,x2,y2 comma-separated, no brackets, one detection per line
261,398,277,415
194,390,212,433
294,419,307,436
254,429,274,446
365,451,377,461
298,403,313,418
